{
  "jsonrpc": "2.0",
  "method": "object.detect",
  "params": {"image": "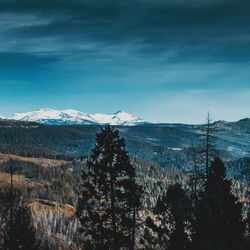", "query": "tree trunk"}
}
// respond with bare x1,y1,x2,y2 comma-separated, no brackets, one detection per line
131,206,136,250
110,167,117,250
